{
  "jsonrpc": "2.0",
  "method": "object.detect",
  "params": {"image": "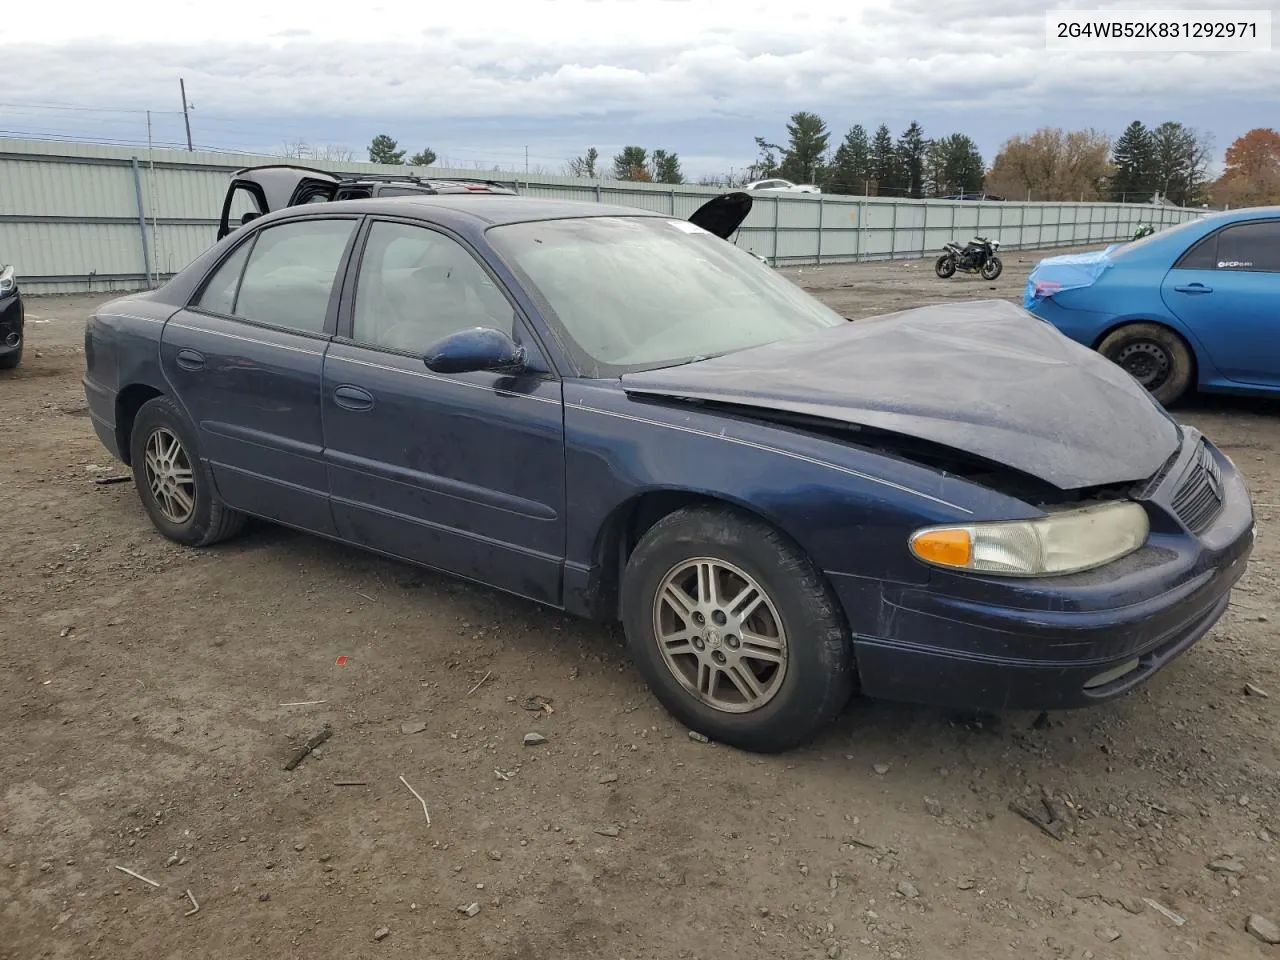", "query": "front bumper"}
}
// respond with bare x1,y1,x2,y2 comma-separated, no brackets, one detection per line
835,432,1255,712
0,290,23,357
